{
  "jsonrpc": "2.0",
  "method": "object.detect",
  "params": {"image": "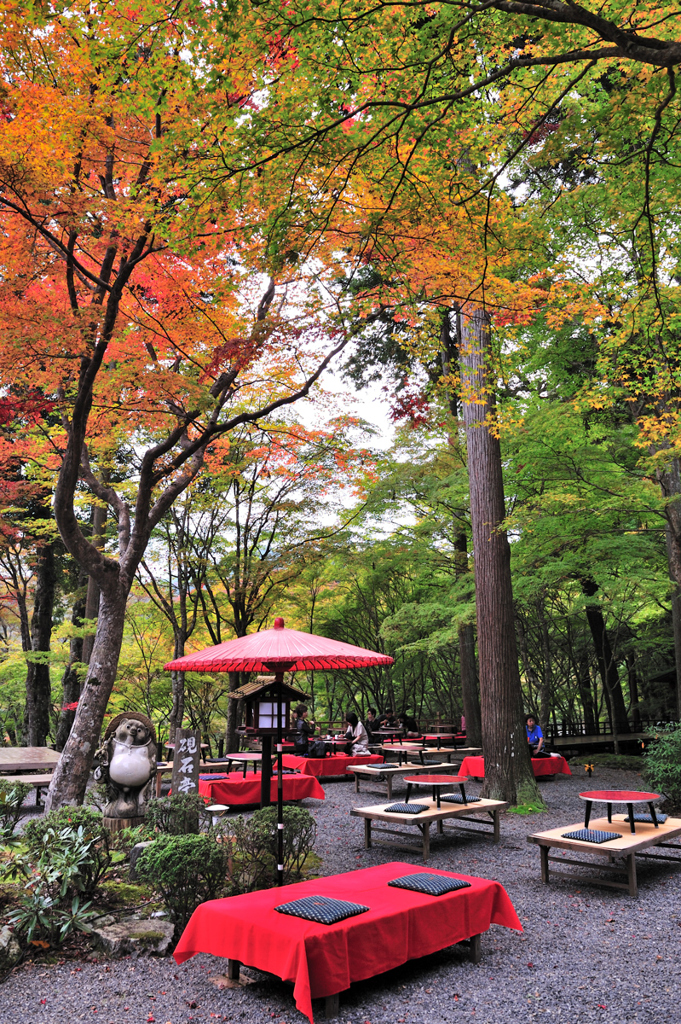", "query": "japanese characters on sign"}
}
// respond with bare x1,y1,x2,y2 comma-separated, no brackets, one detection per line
170,728,201,796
